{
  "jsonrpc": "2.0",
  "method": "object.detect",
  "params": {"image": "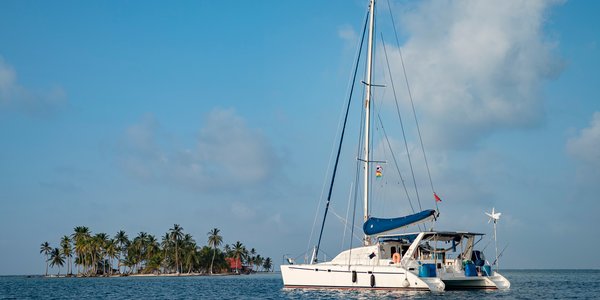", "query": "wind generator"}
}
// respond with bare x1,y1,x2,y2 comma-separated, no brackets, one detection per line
485,208,502,271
